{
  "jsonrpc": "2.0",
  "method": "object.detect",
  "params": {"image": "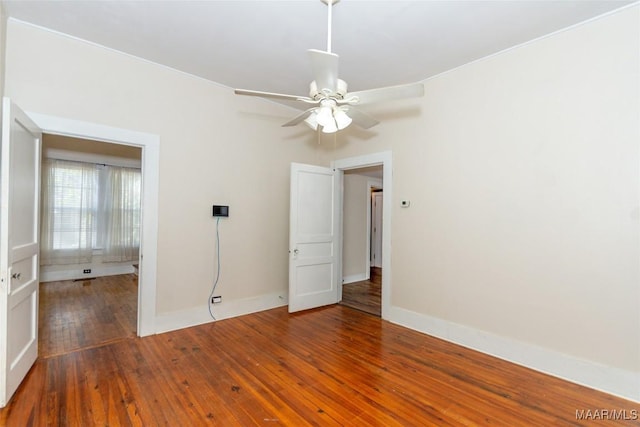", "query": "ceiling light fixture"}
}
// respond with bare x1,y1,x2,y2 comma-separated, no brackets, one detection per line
234,0,424,134
303,99,352,133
